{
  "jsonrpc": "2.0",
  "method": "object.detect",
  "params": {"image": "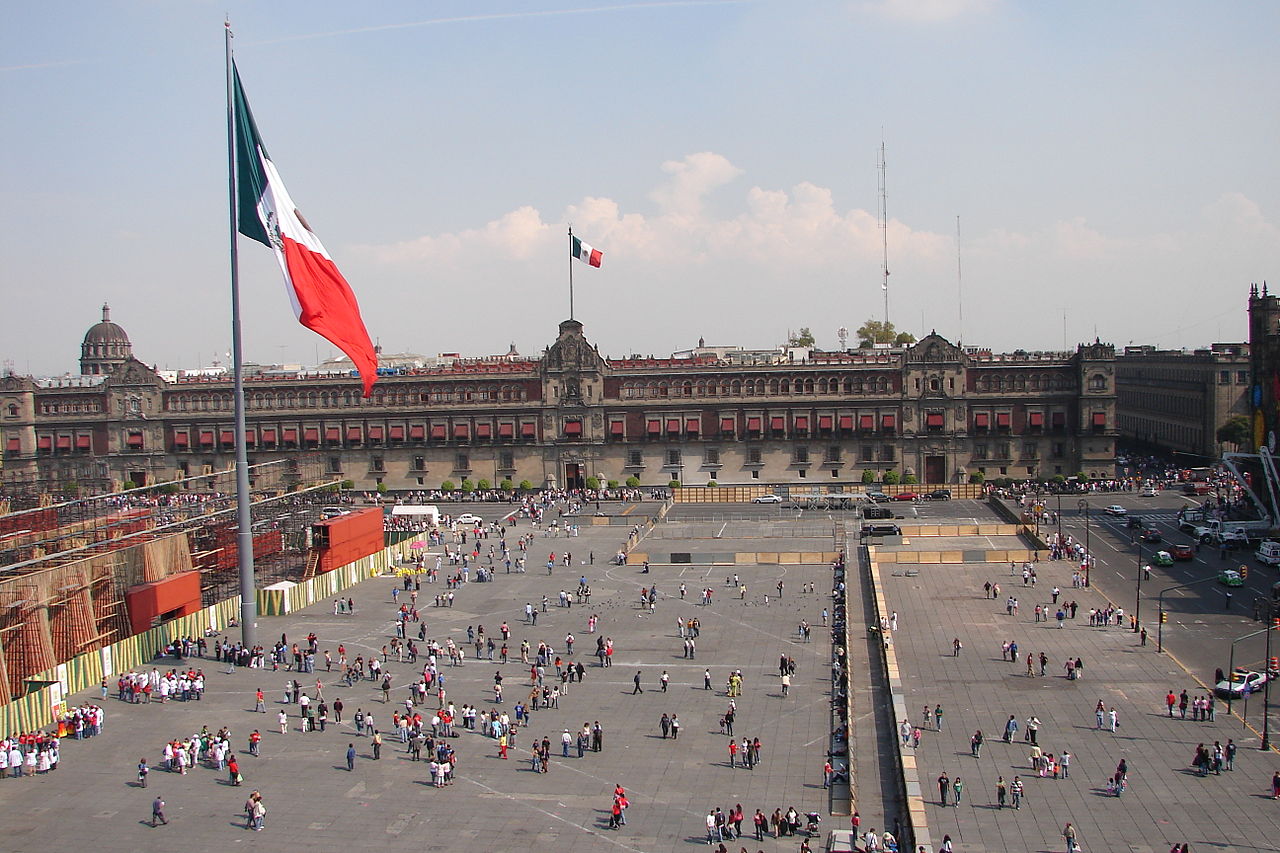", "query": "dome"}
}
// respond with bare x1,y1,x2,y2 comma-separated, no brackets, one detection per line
83,303,131,346
80,303,133,376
